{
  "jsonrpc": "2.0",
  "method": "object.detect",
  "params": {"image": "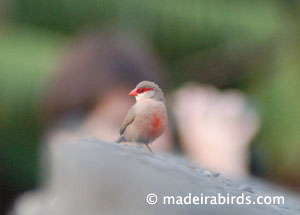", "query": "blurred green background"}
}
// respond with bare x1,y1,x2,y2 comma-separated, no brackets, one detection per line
0,0,299,213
